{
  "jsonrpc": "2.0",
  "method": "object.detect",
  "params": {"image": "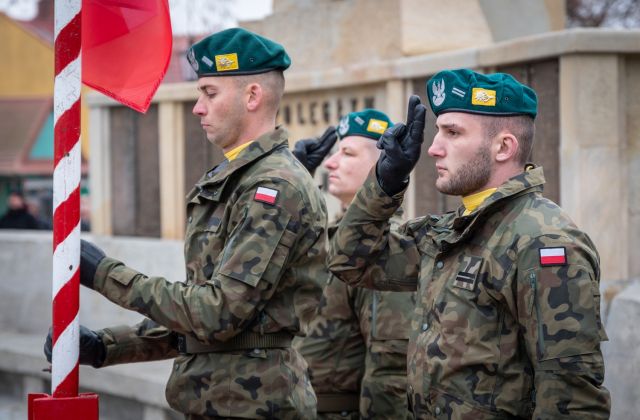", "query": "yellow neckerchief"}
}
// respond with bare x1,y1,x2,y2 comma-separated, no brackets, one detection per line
462,188,497,216
224,141,254,161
